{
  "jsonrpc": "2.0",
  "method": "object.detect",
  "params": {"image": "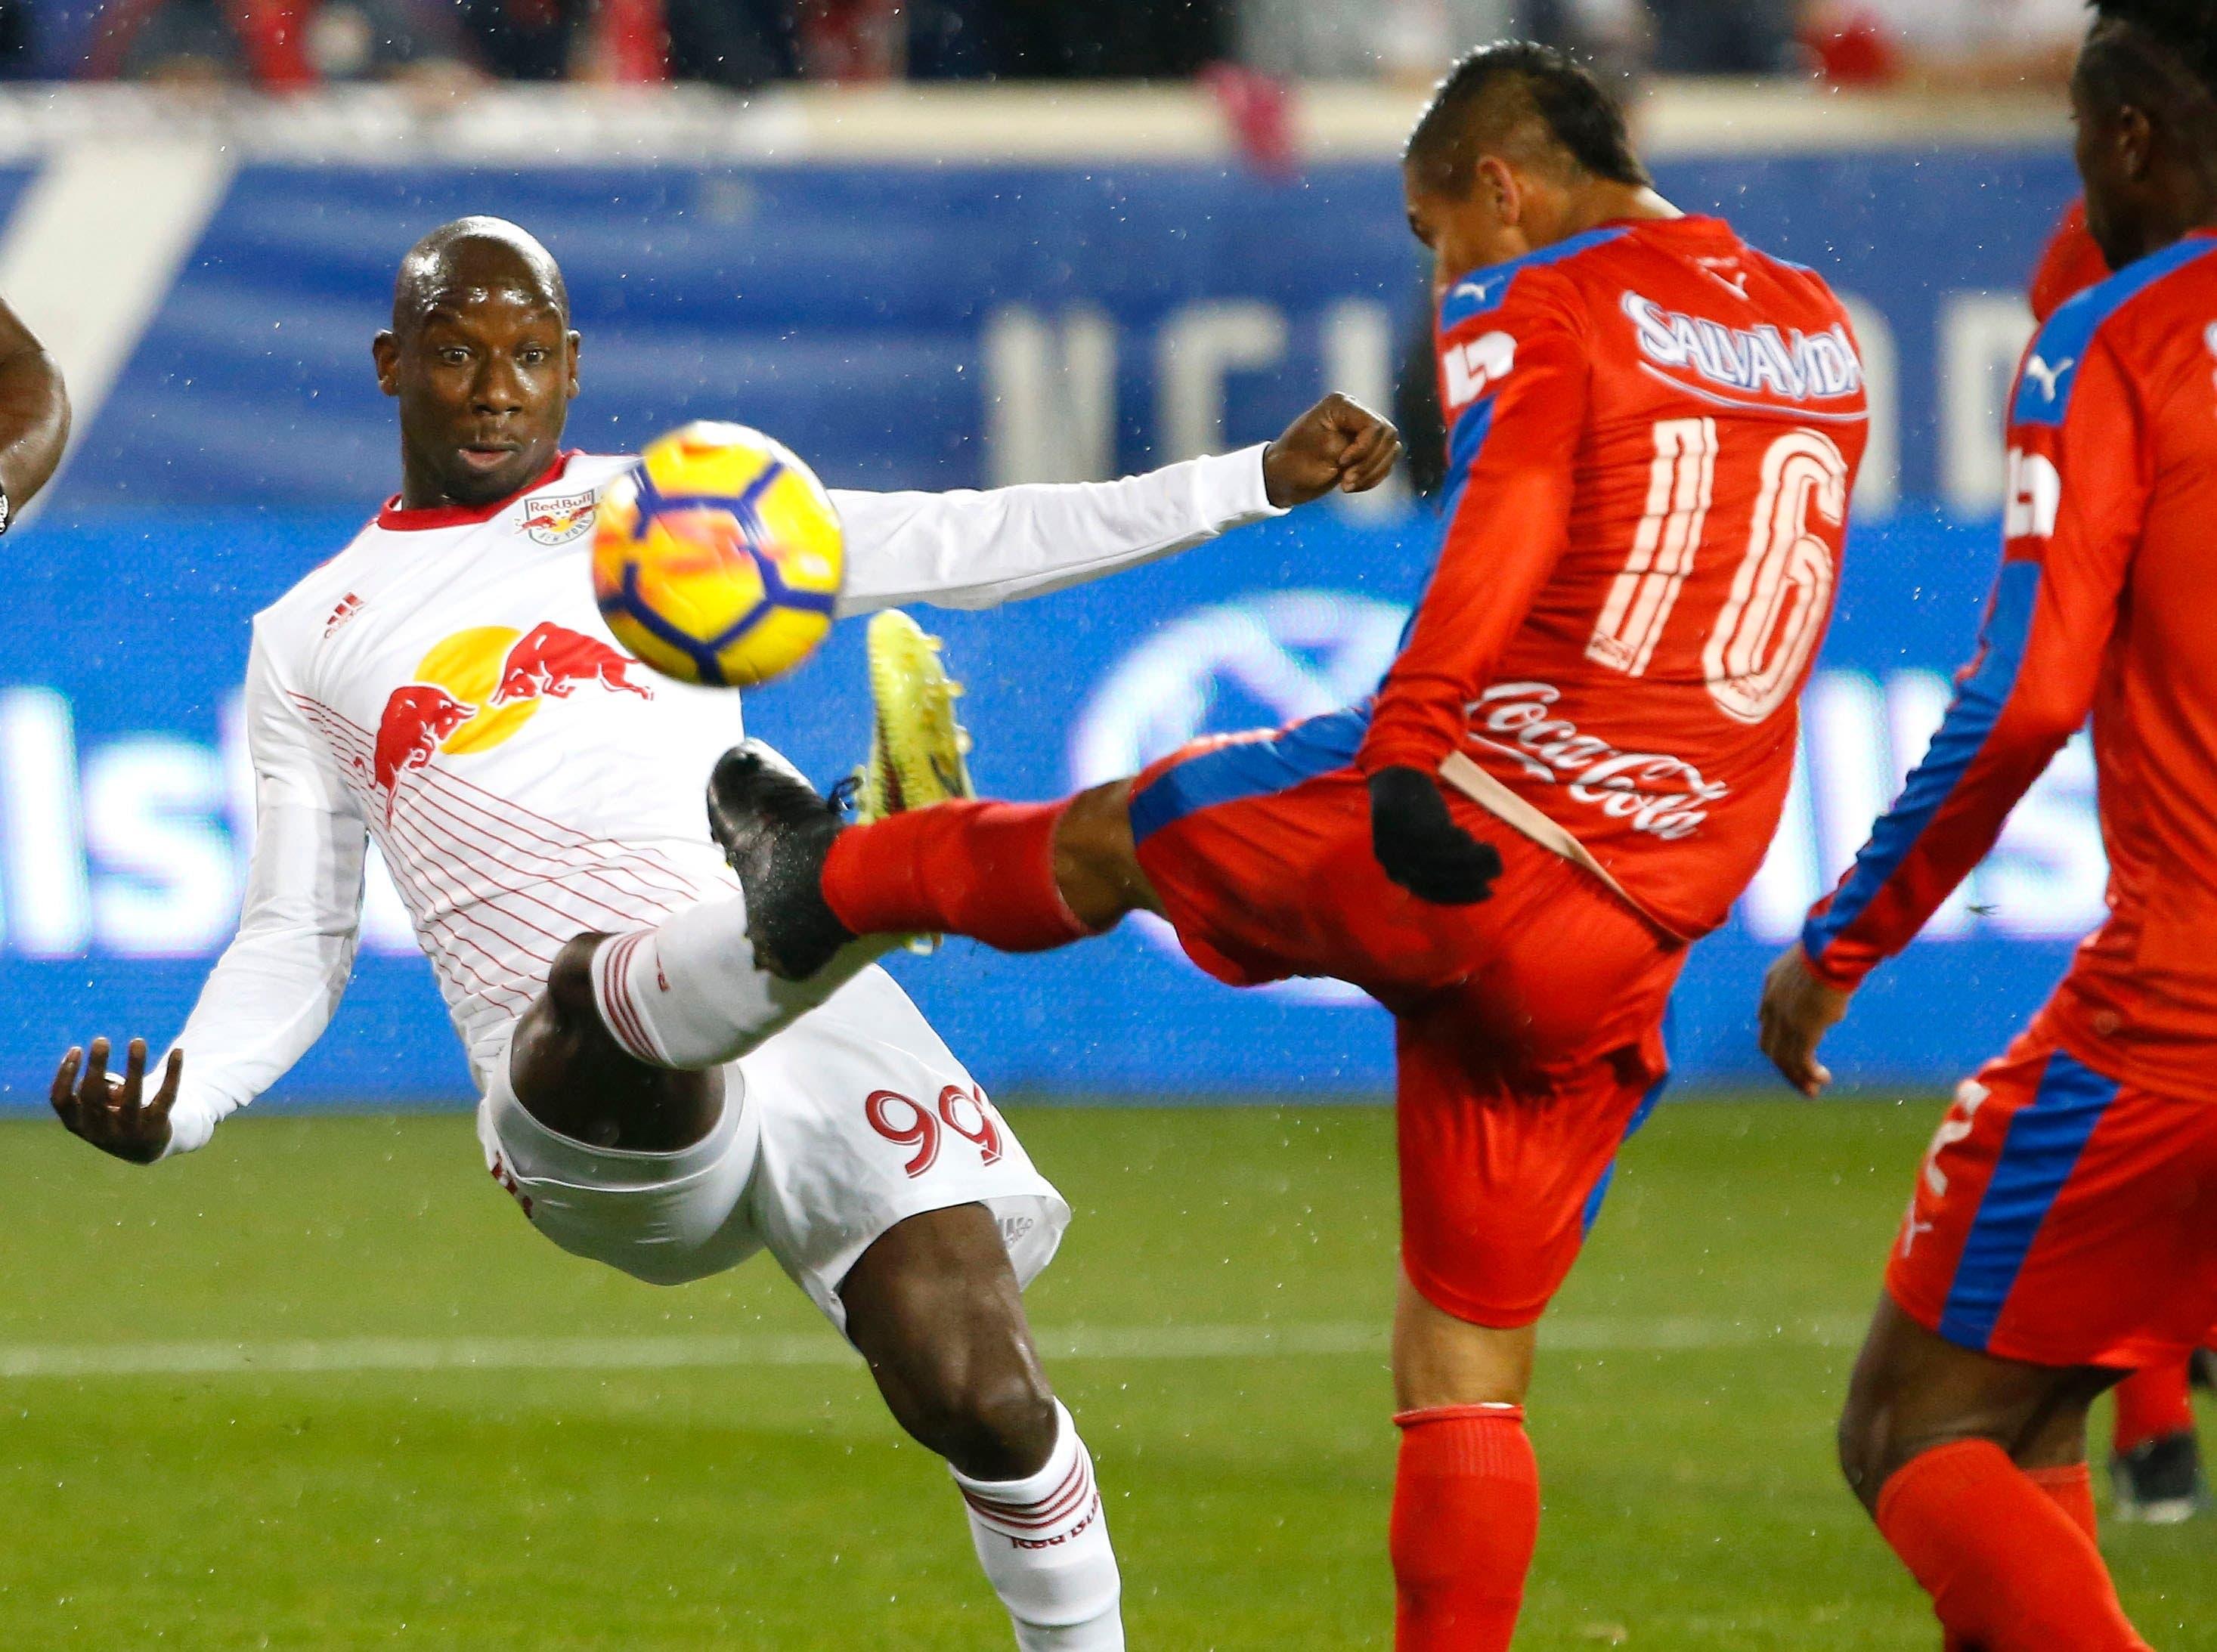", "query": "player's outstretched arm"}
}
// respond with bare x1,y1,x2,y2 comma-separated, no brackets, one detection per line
0,292,70,512
67,631,374,1162
51,1037,182,1165
828,392,1400,614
